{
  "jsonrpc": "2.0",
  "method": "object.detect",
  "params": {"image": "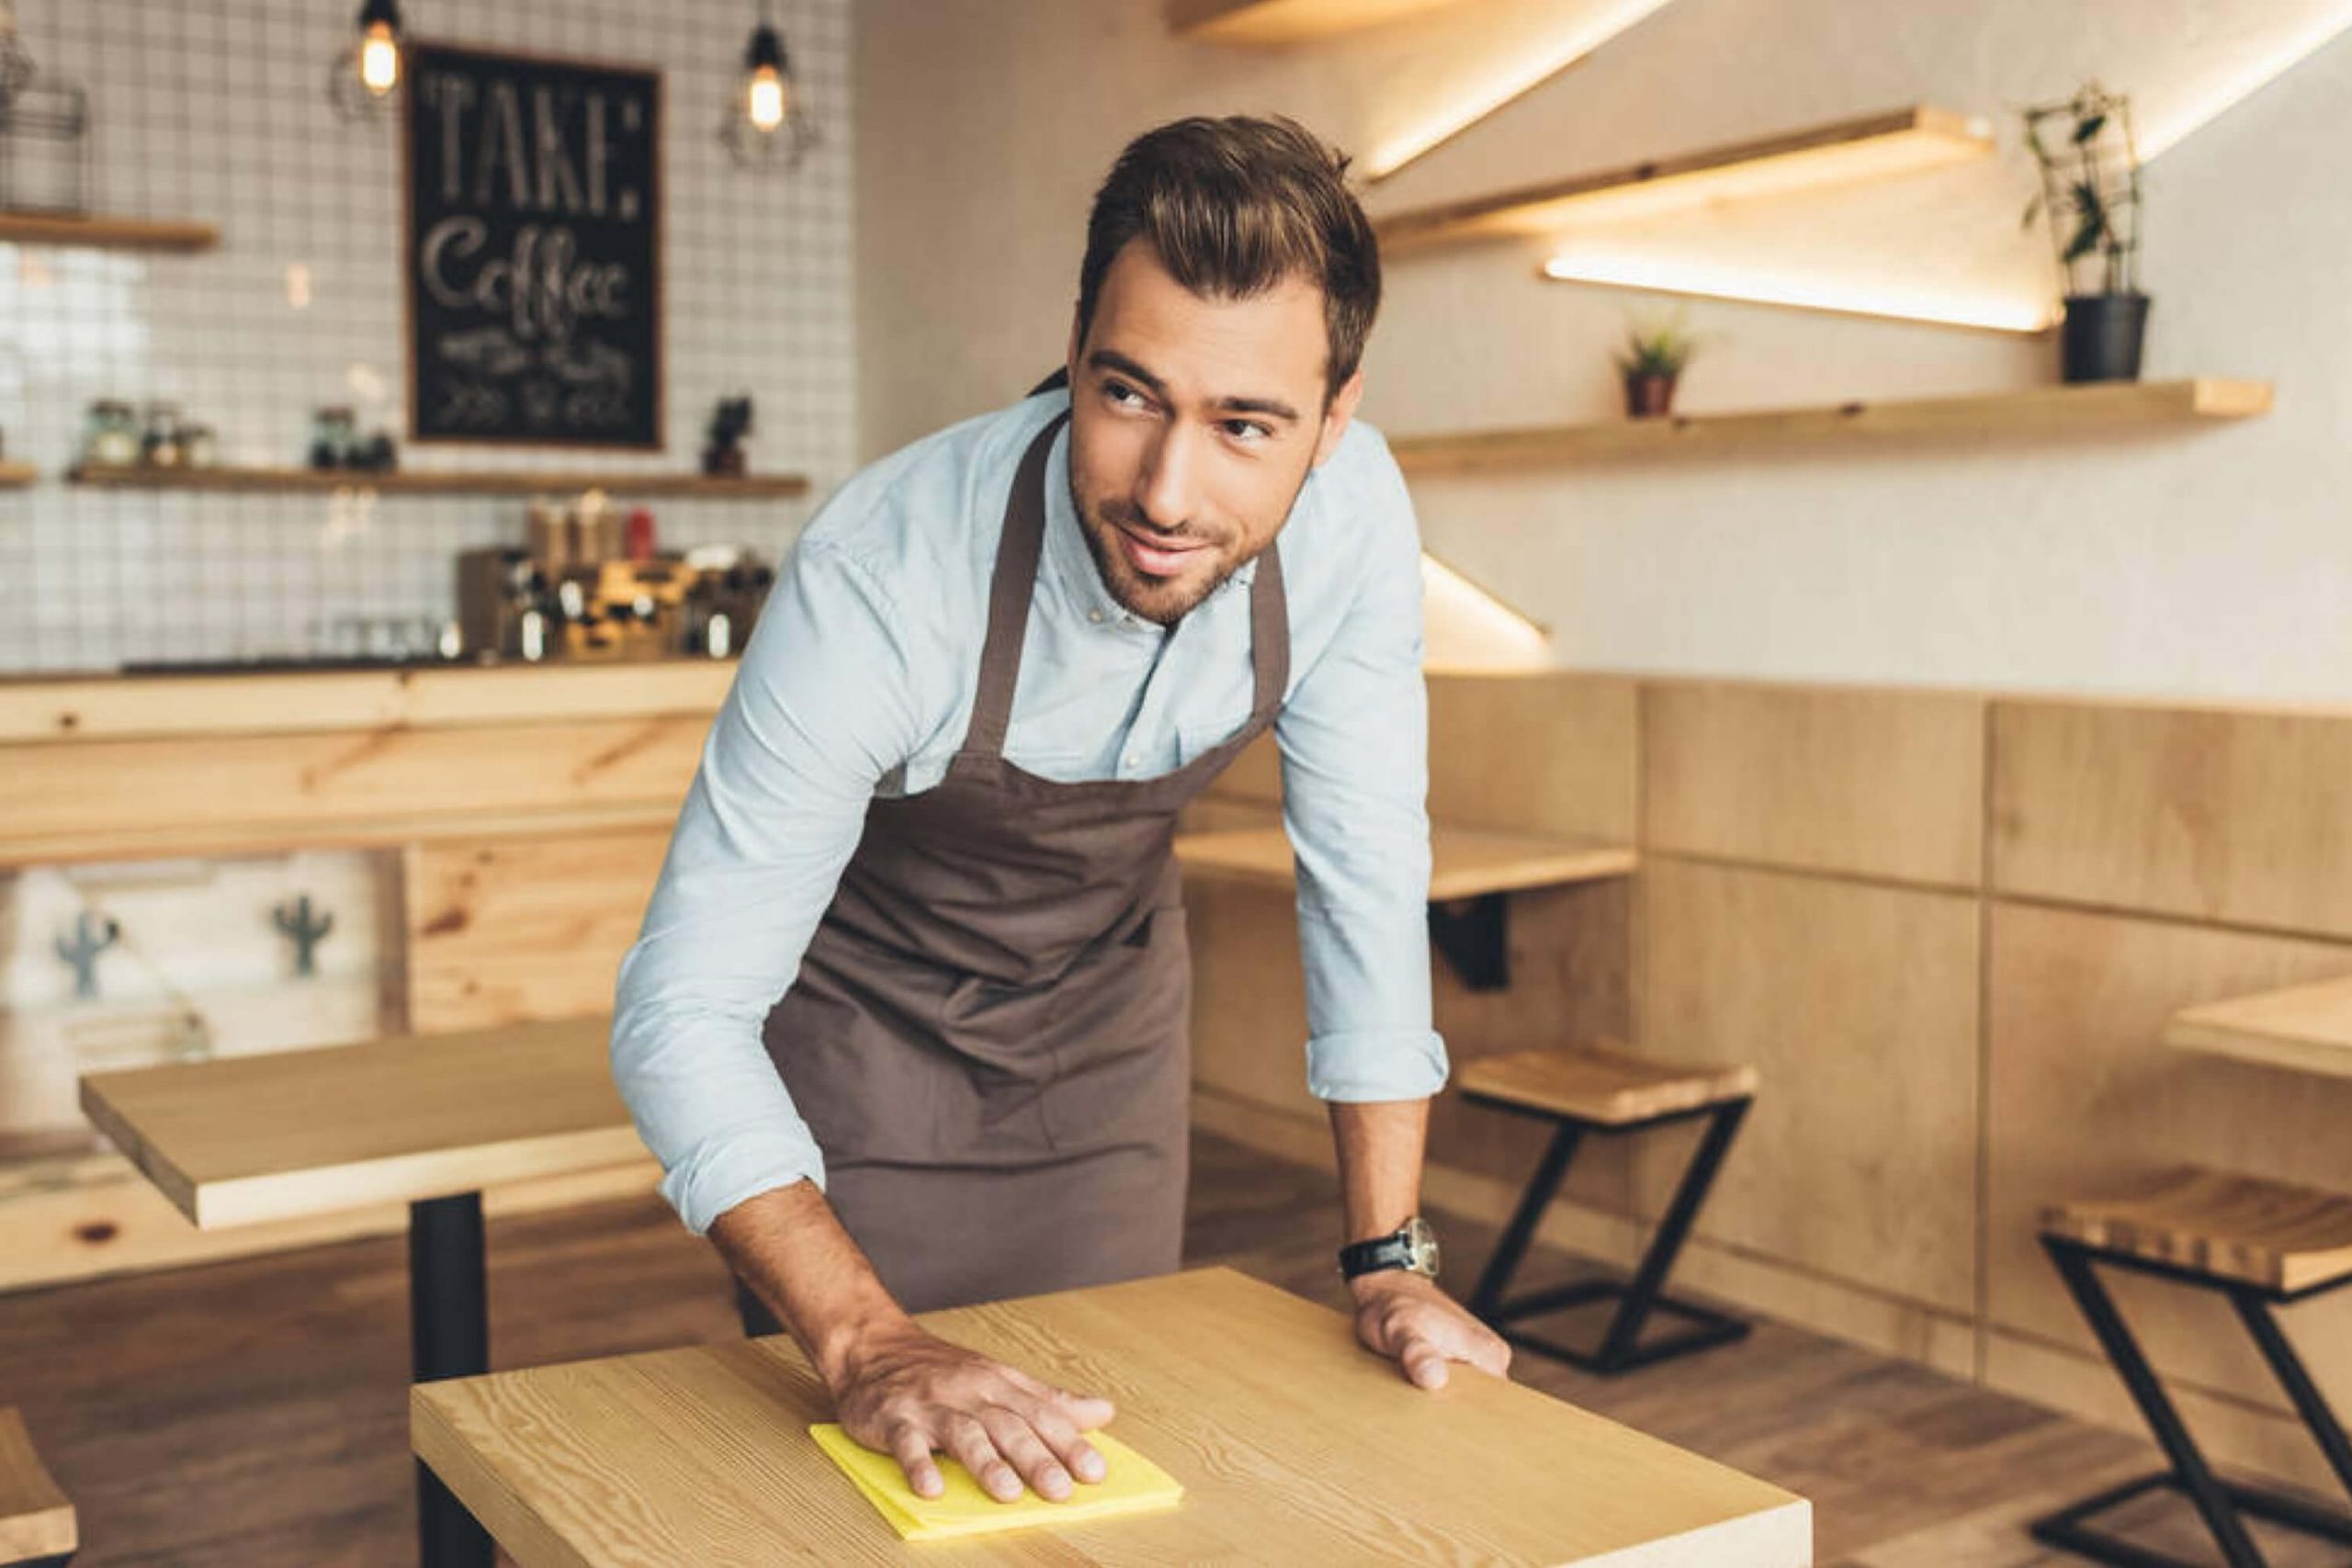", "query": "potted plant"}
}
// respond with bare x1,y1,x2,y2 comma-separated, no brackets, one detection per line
2021,82,2147,382
1614,310,1699,418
